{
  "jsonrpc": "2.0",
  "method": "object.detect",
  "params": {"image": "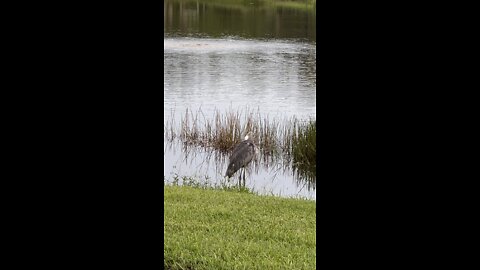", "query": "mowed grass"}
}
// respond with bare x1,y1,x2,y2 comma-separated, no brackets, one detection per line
164,186,316,270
